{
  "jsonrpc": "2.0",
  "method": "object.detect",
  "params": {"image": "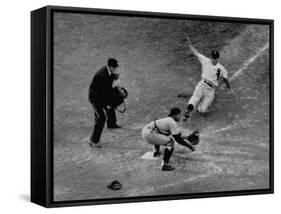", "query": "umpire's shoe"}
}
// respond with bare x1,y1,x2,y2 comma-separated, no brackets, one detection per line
108,124,122,129
89,142,102,148
89,137,102,148
161,164,175,171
